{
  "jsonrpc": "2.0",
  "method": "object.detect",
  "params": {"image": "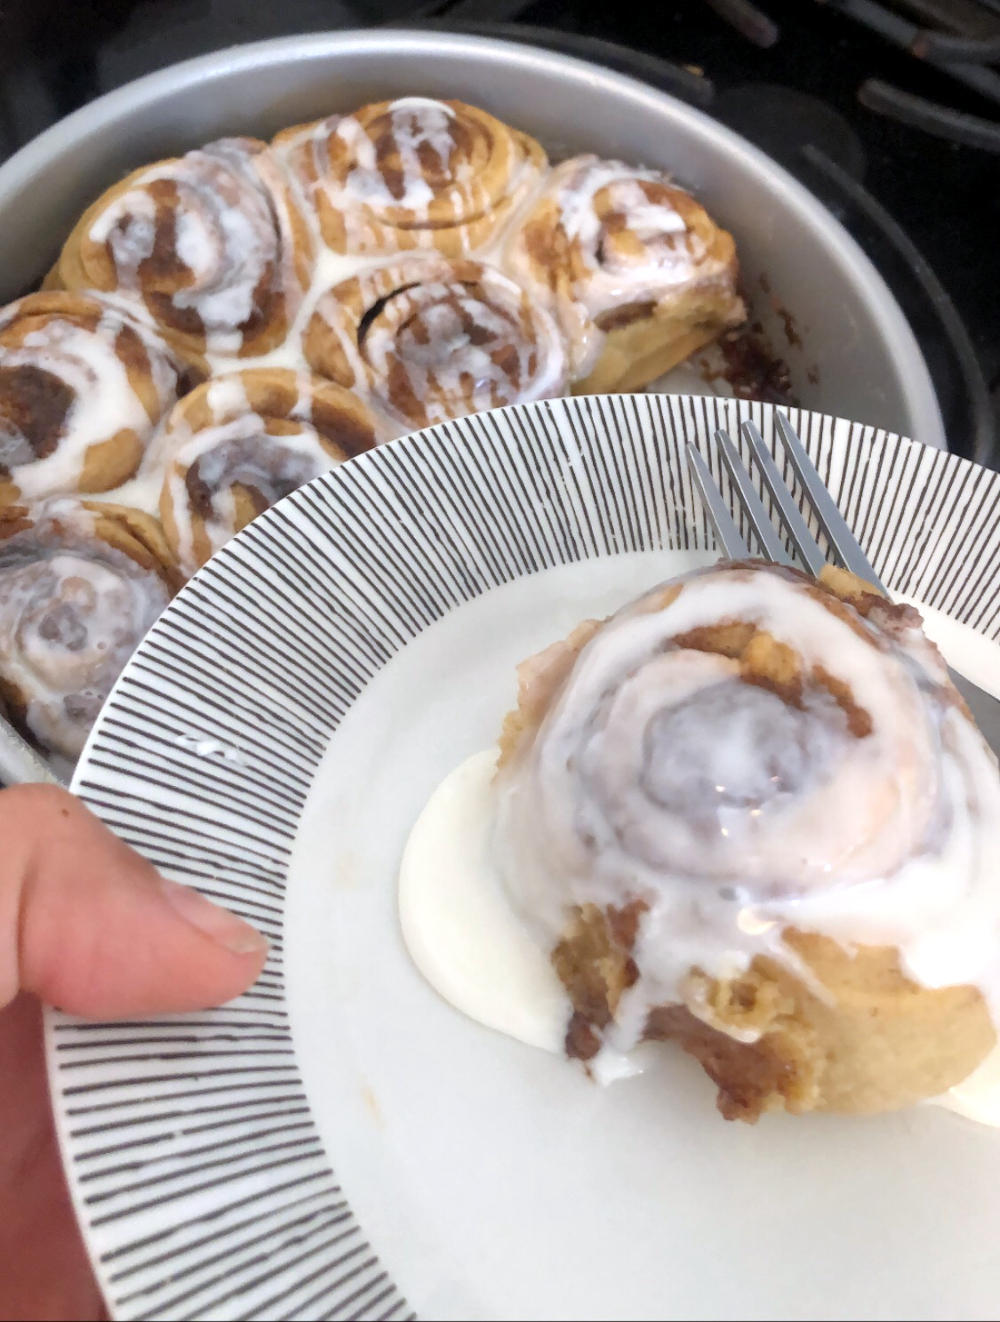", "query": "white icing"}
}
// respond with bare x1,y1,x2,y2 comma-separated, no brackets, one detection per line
504,155,740,375
489,566,1000,1051
0,303,178,500
293,371,314,424
308,260,569,430
162,413,343,575
174,732,245,763
400,748,569,1054
340,100,456,213
194,226,726,427
274,96,543,260
400,566,1000,1124
87,139,303,356
24,119,739,528
91,189,158,273
171,203,260,336
205,374,252,417
400,747,666,1084
0,501,169,759
85,466,165,518
199,245,362,380
175,128,734,426
516,155,715,312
